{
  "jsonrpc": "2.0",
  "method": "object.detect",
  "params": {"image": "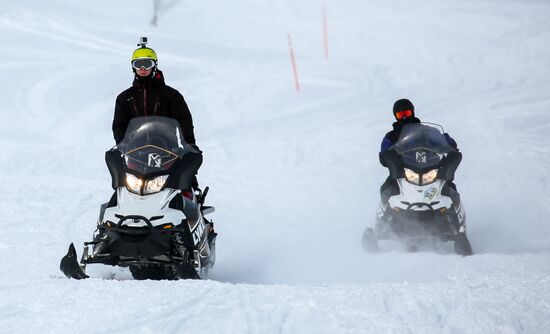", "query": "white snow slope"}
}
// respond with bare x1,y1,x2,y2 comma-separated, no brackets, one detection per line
1,0,550,333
